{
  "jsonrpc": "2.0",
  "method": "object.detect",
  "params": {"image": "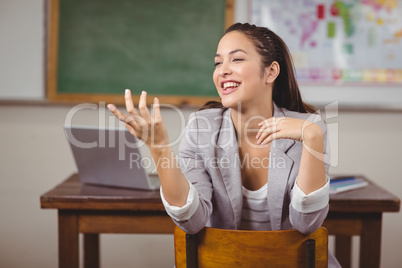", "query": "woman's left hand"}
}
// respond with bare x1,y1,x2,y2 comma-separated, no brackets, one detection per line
256,117,322,145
